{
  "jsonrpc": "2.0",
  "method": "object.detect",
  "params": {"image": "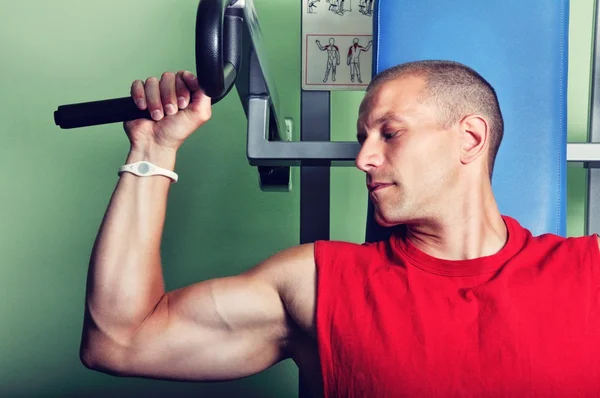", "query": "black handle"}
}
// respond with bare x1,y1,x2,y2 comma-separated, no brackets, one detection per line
54,0,243,129
53,97,149,129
